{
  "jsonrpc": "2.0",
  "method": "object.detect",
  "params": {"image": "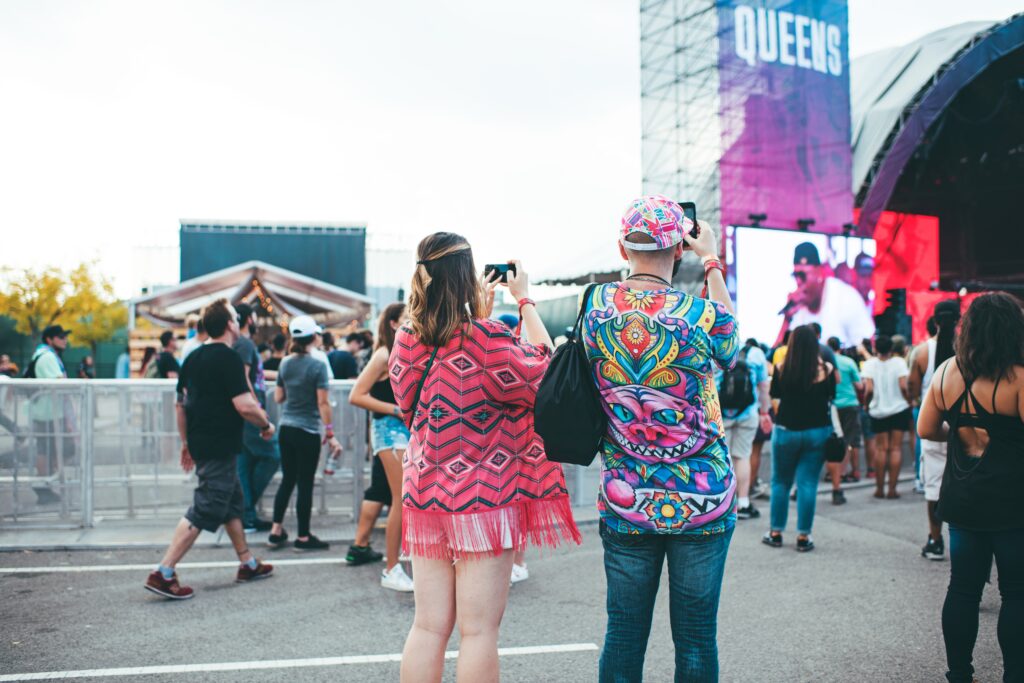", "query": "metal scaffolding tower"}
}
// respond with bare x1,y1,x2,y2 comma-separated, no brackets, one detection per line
640,0,723,228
